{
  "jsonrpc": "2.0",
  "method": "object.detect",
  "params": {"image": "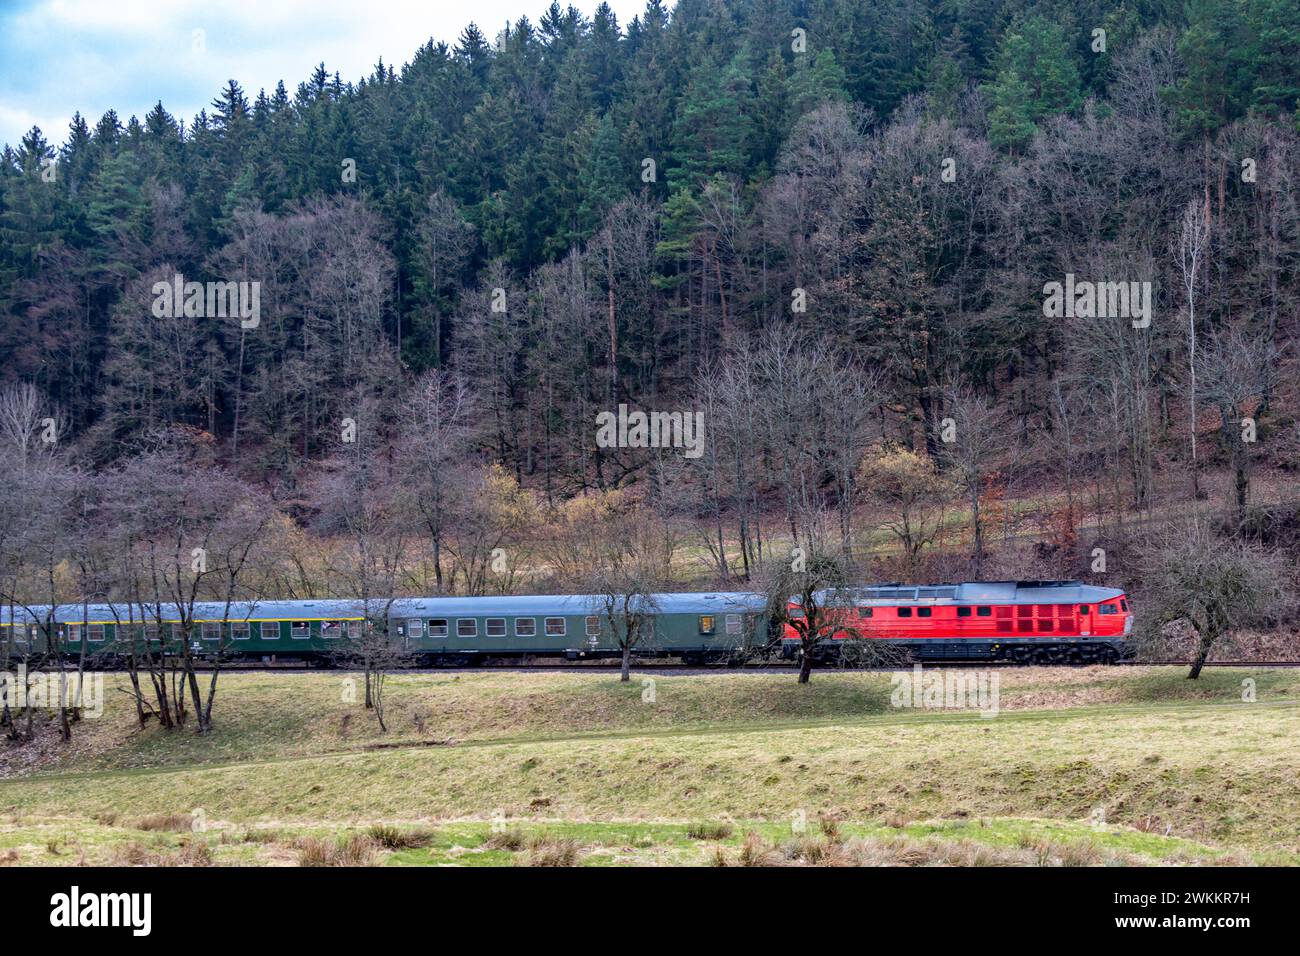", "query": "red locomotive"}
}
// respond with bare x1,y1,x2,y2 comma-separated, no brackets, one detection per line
785,580,1133,664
